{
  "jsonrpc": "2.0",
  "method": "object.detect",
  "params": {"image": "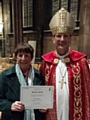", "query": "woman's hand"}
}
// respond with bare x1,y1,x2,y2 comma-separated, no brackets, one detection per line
11,101,24,112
